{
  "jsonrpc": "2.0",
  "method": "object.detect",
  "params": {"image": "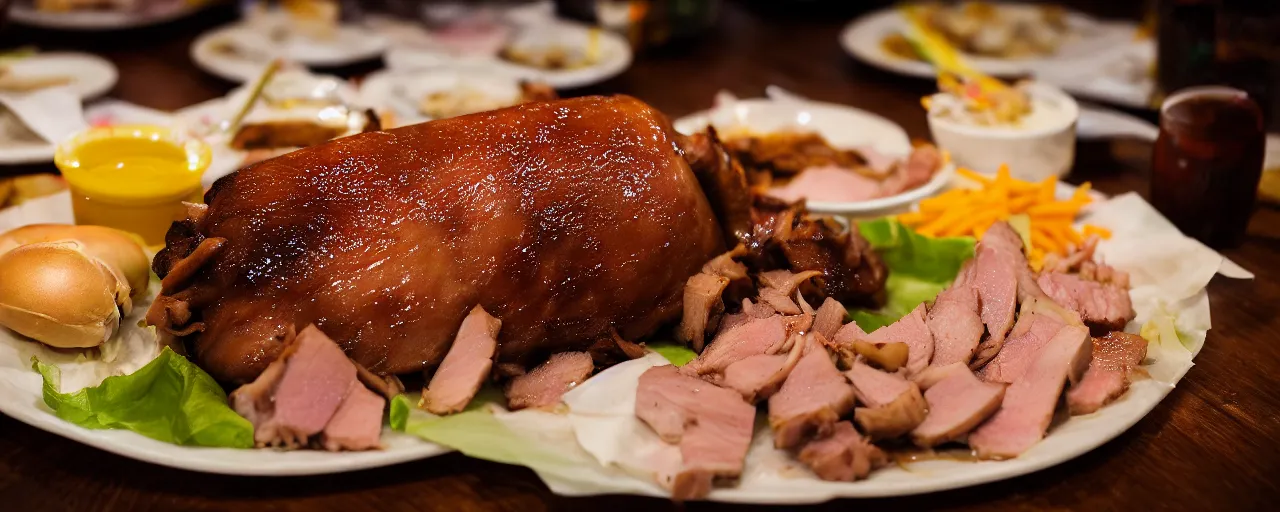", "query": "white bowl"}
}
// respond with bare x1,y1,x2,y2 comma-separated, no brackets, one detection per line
927,82,1079,181
674,98,954,215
